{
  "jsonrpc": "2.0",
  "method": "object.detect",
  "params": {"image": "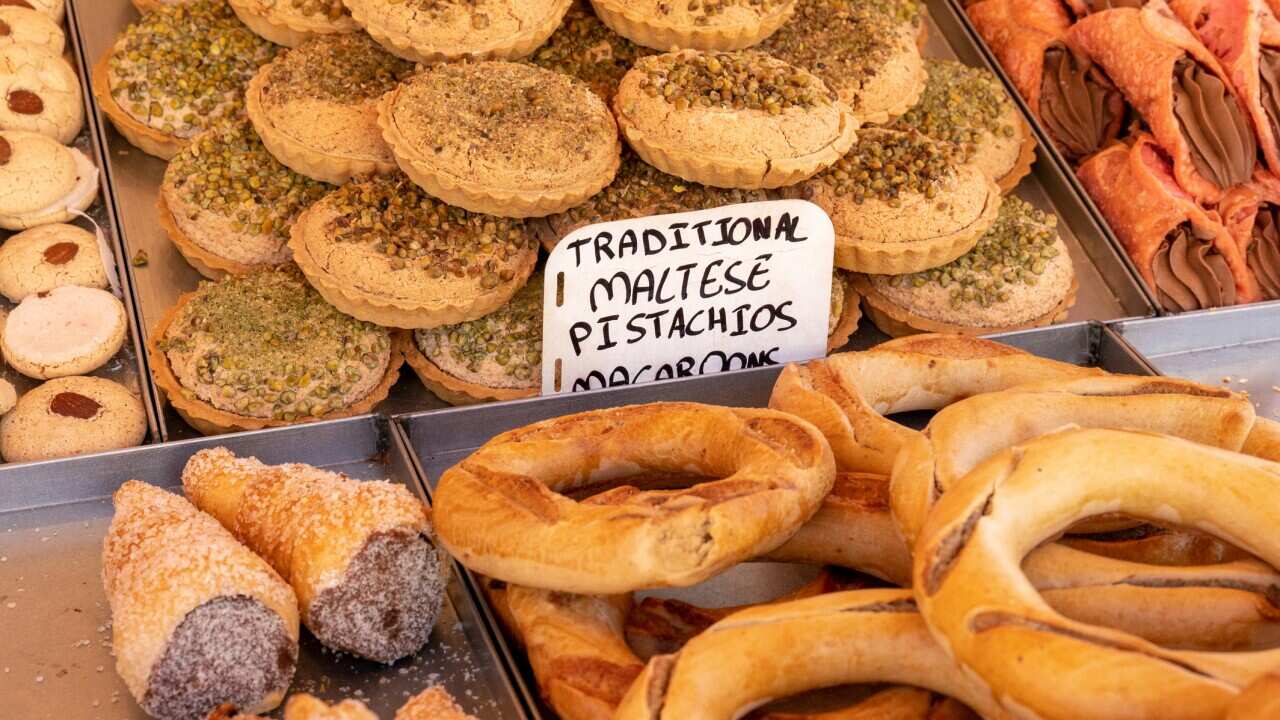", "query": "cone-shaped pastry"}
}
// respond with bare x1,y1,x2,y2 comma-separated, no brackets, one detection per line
1218,171,1280,298
968,0,1127,161
103,481,299,720
1069,3,1258,202
181,447,450,663
1078,134,1258,308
